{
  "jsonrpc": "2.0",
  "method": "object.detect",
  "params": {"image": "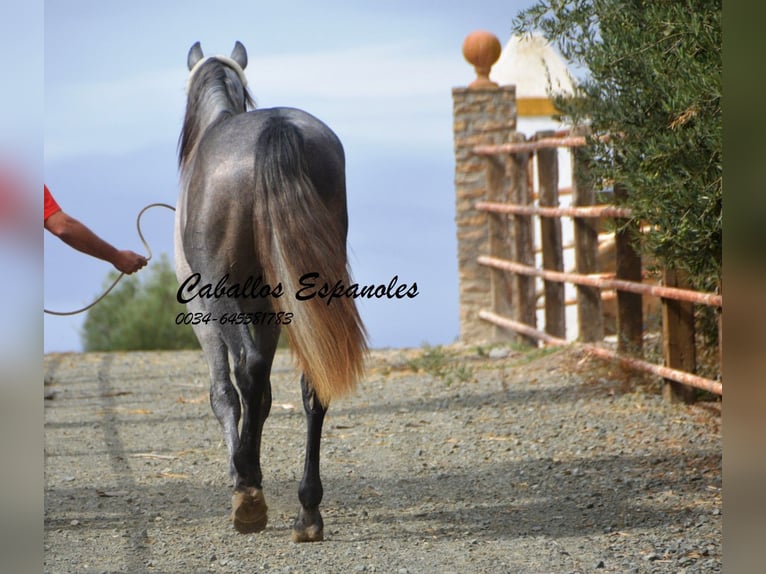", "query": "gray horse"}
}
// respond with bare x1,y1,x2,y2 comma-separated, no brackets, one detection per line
174,41,367,541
